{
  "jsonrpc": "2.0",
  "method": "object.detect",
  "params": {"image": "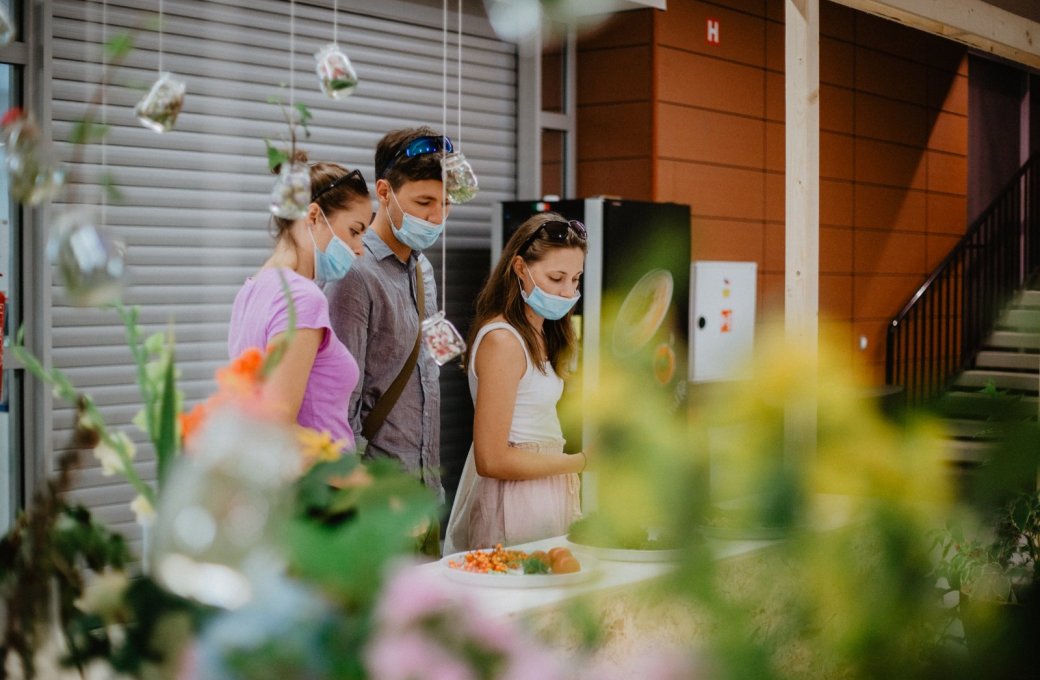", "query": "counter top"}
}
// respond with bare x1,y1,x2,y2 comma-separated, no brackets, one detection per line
418,494,857,619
